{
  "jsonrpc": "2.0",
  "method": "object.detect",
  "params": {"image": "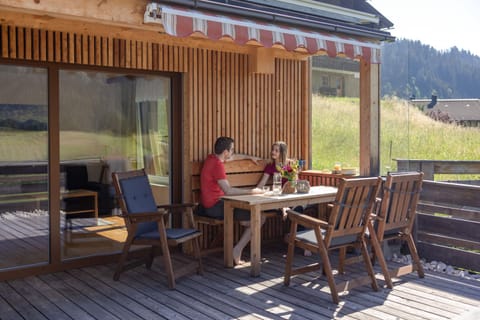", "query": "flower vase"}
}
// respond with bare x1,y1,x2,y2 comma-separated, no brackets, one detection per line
282,181,297,194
